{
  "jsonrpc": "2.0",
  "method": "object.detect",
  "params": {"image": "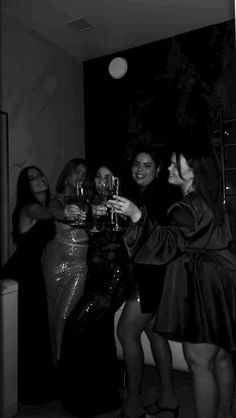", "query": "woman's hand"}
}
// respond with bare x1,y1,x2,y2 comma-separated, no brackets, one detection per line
108,195,142,223
64,204,86,221
91,204,107,217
